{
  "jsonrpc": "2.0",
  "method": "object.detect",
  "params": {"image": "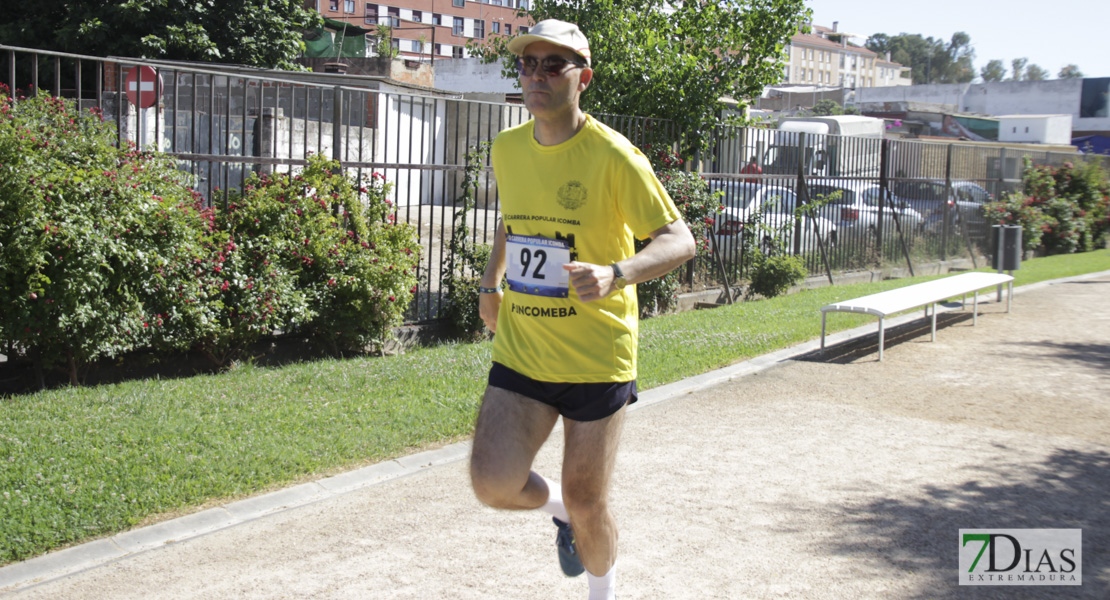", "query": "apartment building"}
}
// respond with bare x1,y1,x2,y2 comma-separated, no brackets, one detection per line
310,0,533,61
783,23,911,89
